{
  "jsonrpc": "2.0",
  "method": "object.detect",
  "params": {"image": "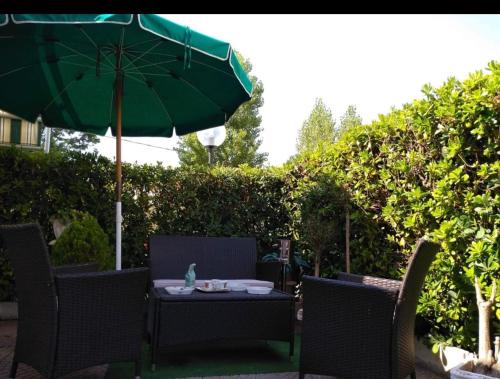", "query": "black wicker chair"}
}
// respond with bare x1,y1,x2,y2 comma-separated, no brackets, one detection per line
0,223,149,379
299,238,440,379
